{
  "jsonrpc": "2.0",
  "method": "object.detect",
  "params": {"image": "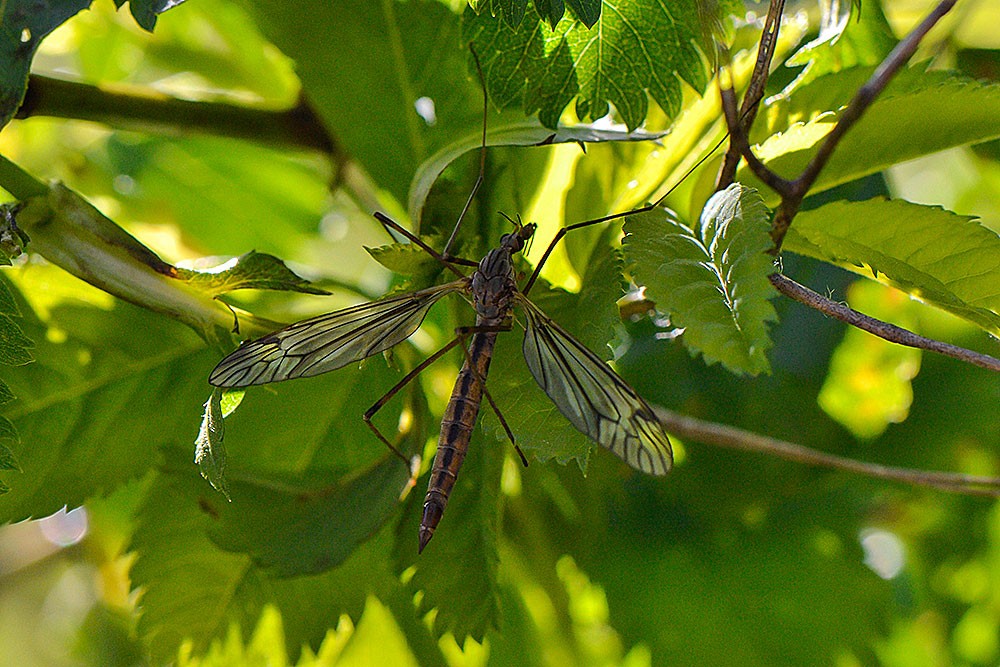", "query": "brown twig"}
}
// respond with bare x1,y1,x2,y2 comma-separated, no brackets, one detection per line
655,406,1000,496
719,84,792,193
770,0,959,248
716,0,785,189
18,74,339,156
770,274,1000,372
717,0,959,249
